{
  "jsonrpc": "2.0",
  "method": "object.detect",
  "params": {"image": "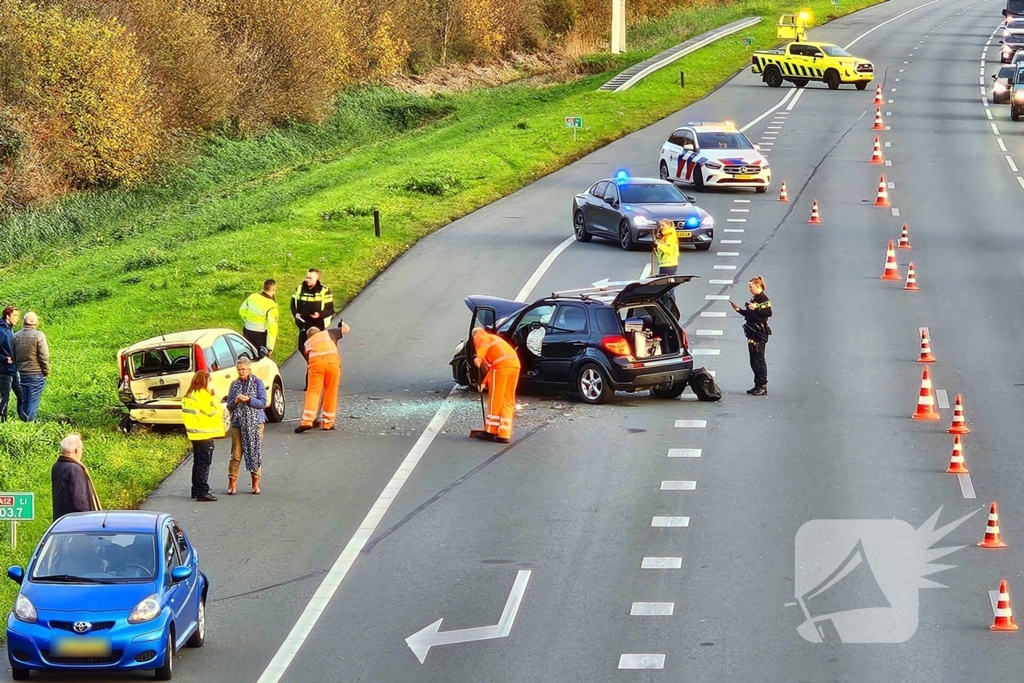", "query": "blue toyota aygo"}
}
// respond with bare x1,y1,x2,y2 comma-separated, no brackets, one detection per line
6,511,208,680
